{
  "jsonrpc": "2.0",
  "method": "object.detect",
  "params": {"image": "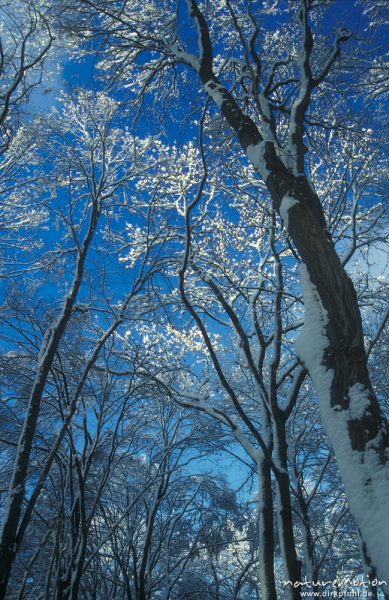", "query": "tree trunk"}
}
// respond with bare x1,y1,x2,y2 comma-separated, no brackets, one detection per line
273,420,302,599
199,69,389,583
257,455,277,600
287,195,389,584
0,202,99,599
295,479,316,581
